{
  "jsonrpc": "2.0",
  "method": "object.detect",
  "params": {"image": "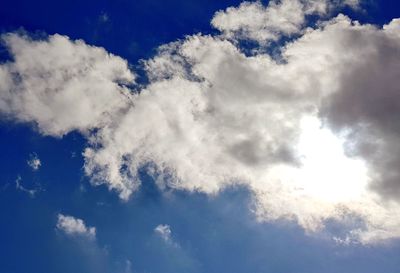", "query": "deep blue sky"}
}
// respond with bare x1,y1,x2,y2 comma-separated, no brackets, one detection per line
1,0,399,62
1,1,400,273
